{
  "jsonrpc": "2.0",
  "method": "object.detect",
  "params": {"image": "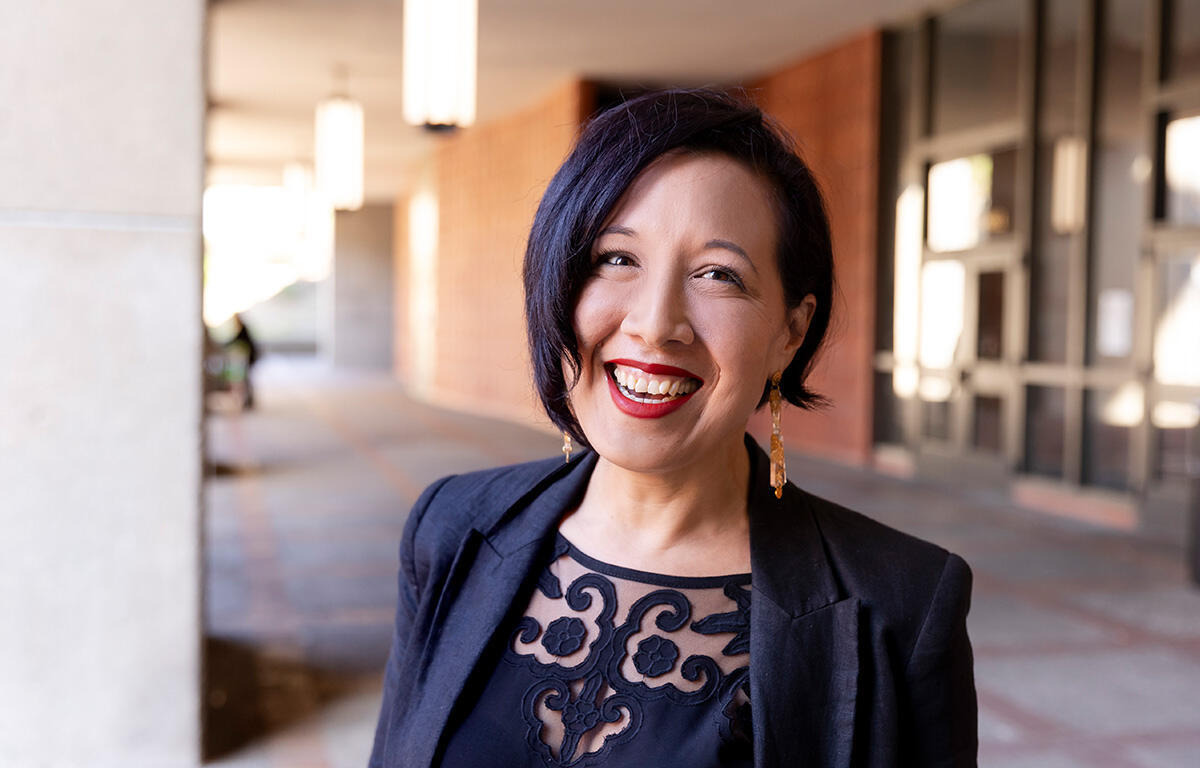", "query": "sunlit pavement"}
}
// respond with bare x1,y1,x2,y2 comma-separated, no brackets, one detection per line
204,355,1200,767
